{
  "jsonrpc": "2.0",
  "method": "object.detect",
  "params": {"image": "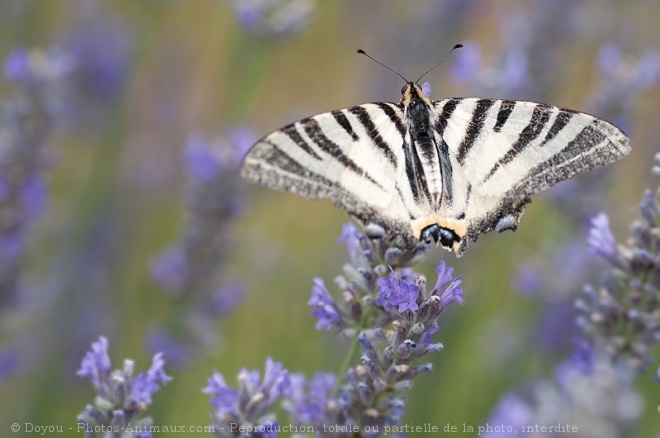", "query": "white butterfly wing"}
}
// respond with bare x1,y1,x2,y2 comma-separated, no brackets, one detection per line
241,102,423,241
433,98,631,255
